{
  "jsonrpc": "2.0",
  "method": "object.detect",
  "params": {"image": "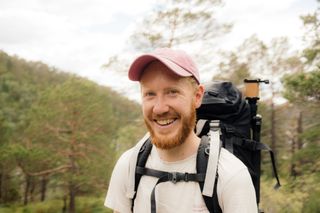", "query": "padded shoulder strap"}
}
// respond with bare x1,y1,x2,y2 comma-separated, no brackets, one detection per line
197,136,213,210
127,133,150,199
135,138,153,191
197,121,223,213
131,137,153,212
203,120,221,197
